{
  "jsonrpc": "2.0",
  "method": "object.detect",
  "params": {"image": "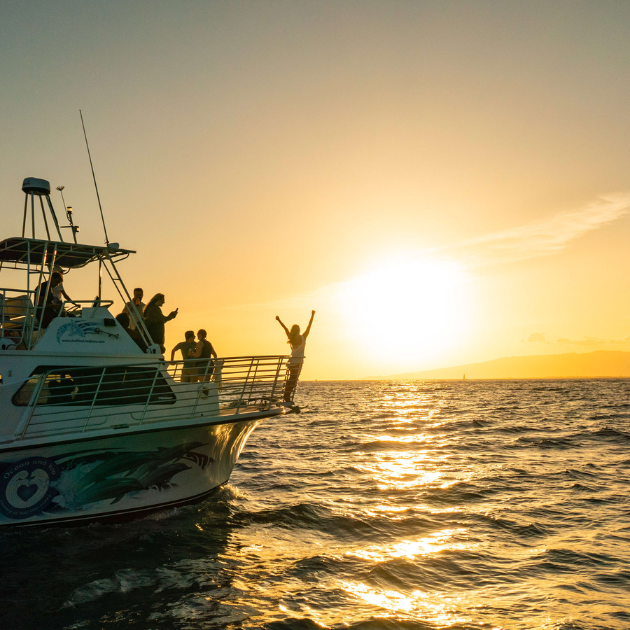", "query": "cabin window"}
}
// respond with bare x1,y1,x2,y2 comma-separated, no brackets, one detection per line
11,365,176,407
